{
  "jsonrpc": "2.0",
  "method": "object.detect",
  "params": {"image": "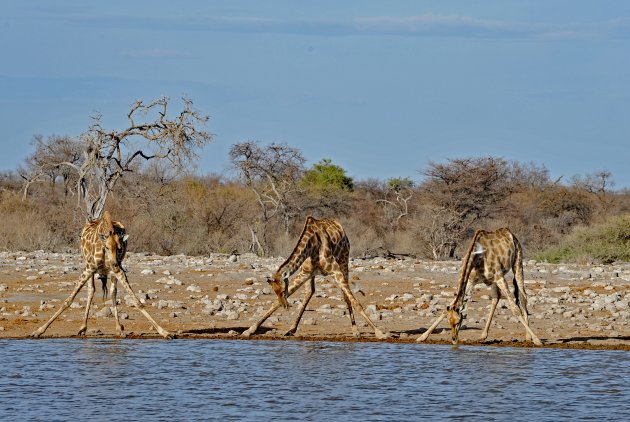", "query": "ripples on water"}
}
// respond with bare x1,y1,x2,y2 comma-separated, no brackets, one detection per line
0,339,628,421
